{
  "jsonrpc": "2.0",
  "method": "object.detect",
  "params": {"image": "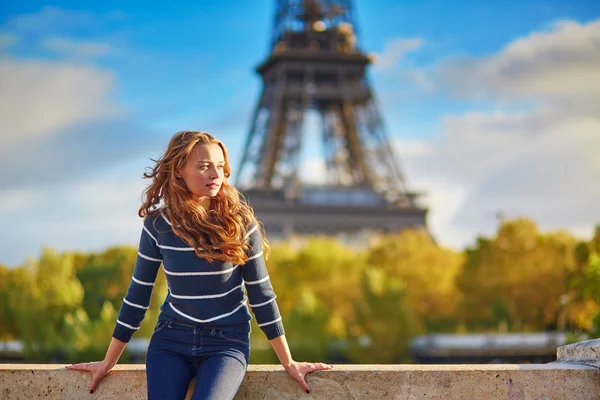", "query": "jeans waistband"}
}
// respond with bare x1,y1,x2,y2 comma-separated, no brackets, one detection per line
157,317,251,334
